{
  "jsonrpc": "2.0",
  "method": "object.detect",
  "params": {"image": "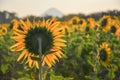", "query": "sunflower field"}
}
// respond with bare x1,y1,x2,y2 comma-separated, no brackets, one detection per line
0,15,120,80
